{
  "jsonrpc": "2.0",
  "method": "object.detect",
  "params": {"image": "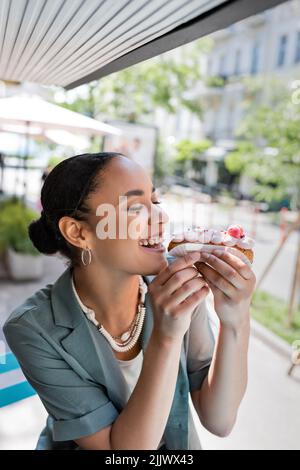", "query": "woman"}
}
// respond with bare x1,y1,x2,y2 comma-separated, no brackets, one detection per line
4,152,256,450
